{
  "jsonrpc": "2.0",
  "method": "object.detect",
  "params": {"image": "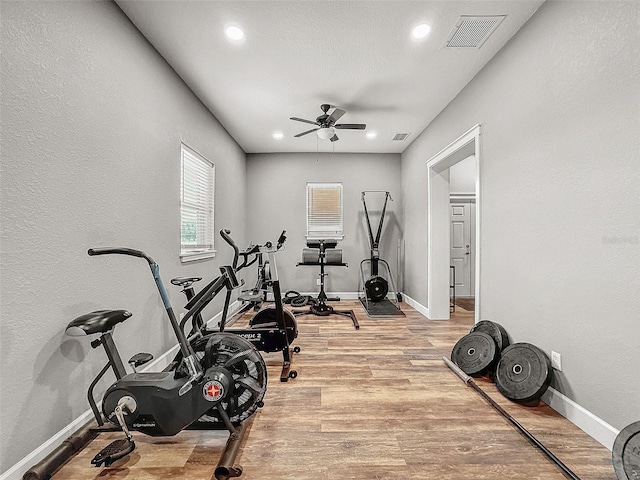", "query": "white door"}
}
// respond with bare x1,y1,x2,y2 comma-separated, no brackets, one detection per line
450,202,473,297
